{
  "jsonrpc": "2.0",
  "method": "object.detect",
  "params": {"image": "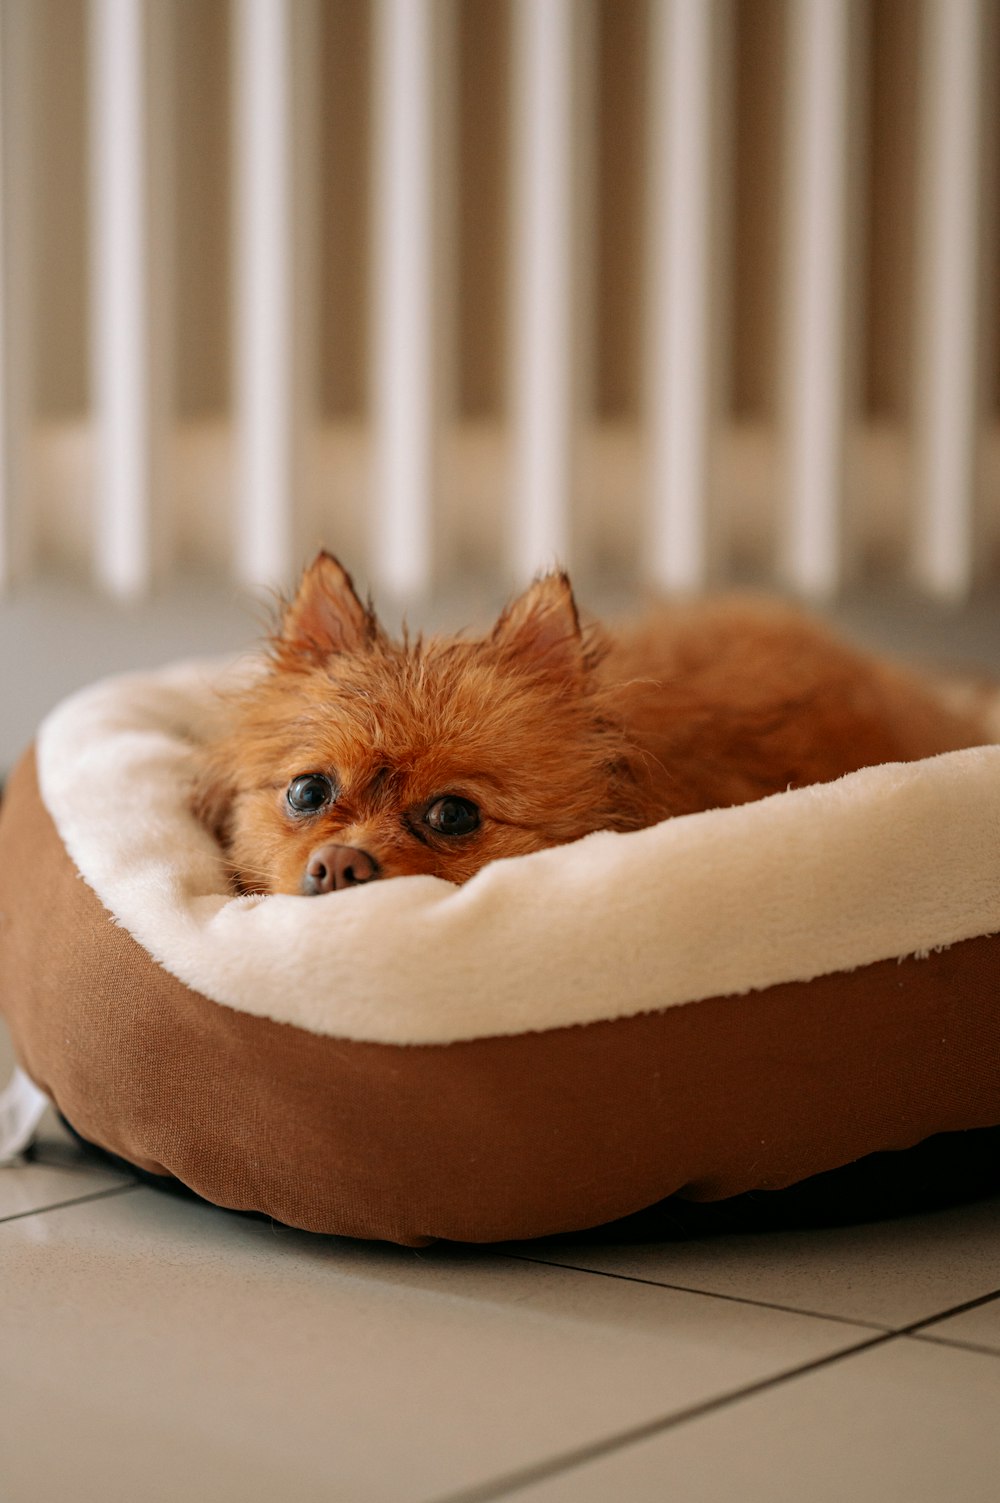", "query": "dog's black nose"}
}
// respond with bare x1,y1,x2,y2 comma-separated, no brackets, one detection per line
304,844,380,894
